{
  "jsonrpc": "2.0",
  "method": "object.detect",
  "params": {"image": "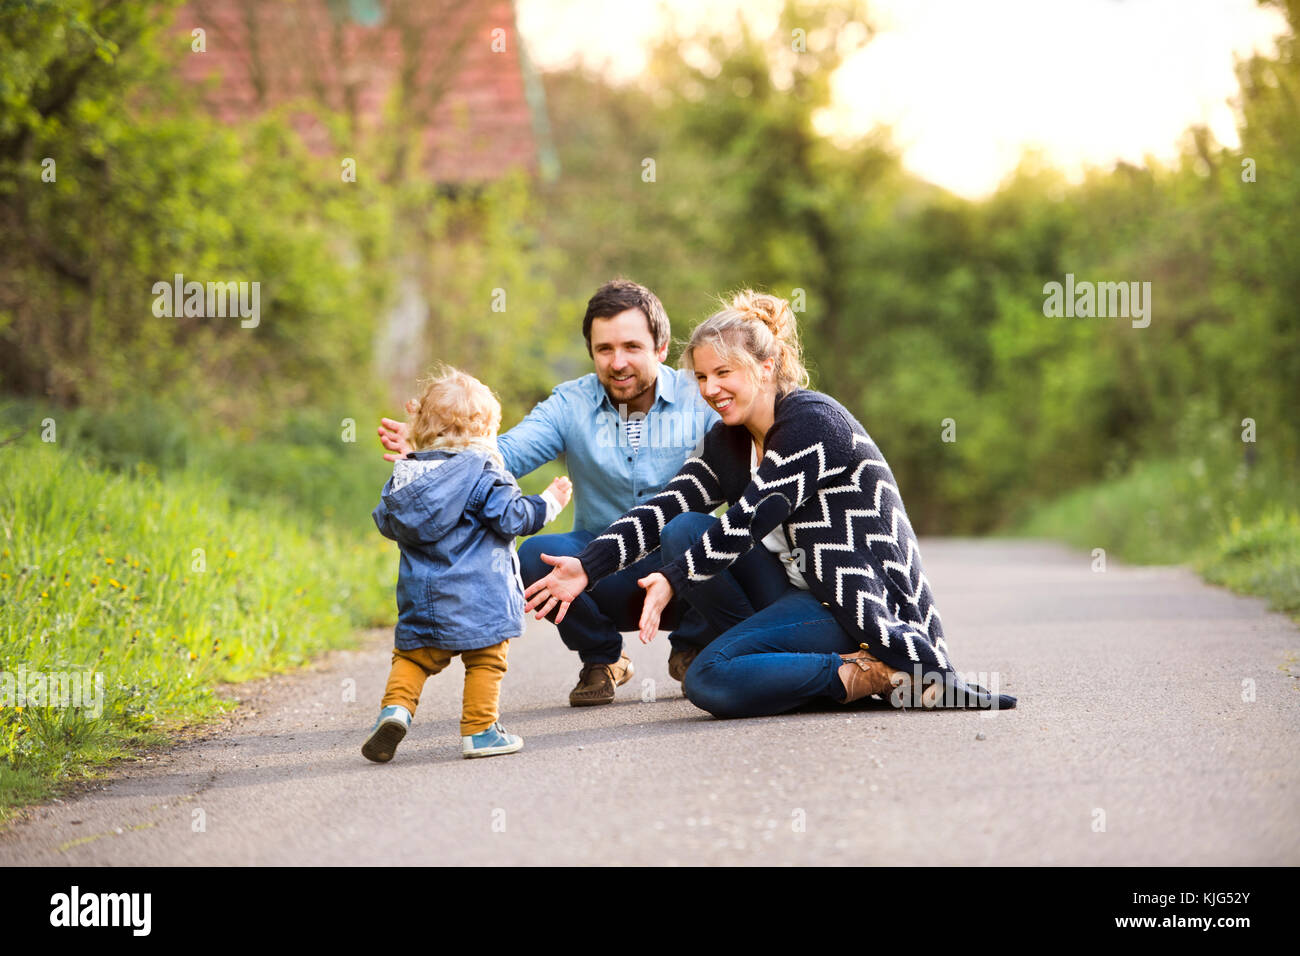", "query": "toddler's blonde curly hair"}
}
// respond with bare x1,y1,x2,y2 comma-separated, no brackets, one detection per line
405,365,504,468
